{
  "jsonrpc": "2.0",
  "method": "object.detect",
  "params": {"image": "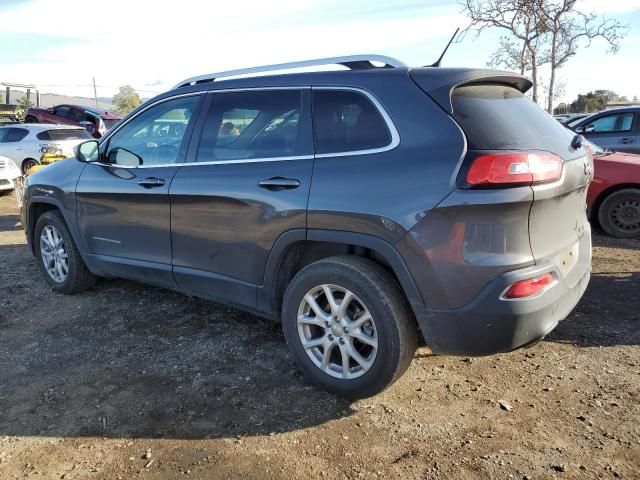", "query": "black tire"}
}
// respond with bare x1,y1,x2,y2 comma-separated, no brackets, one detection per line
282,255,418,399
21,158,39,175
24,115,38,124
34,210,96,294
597,188,640,239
